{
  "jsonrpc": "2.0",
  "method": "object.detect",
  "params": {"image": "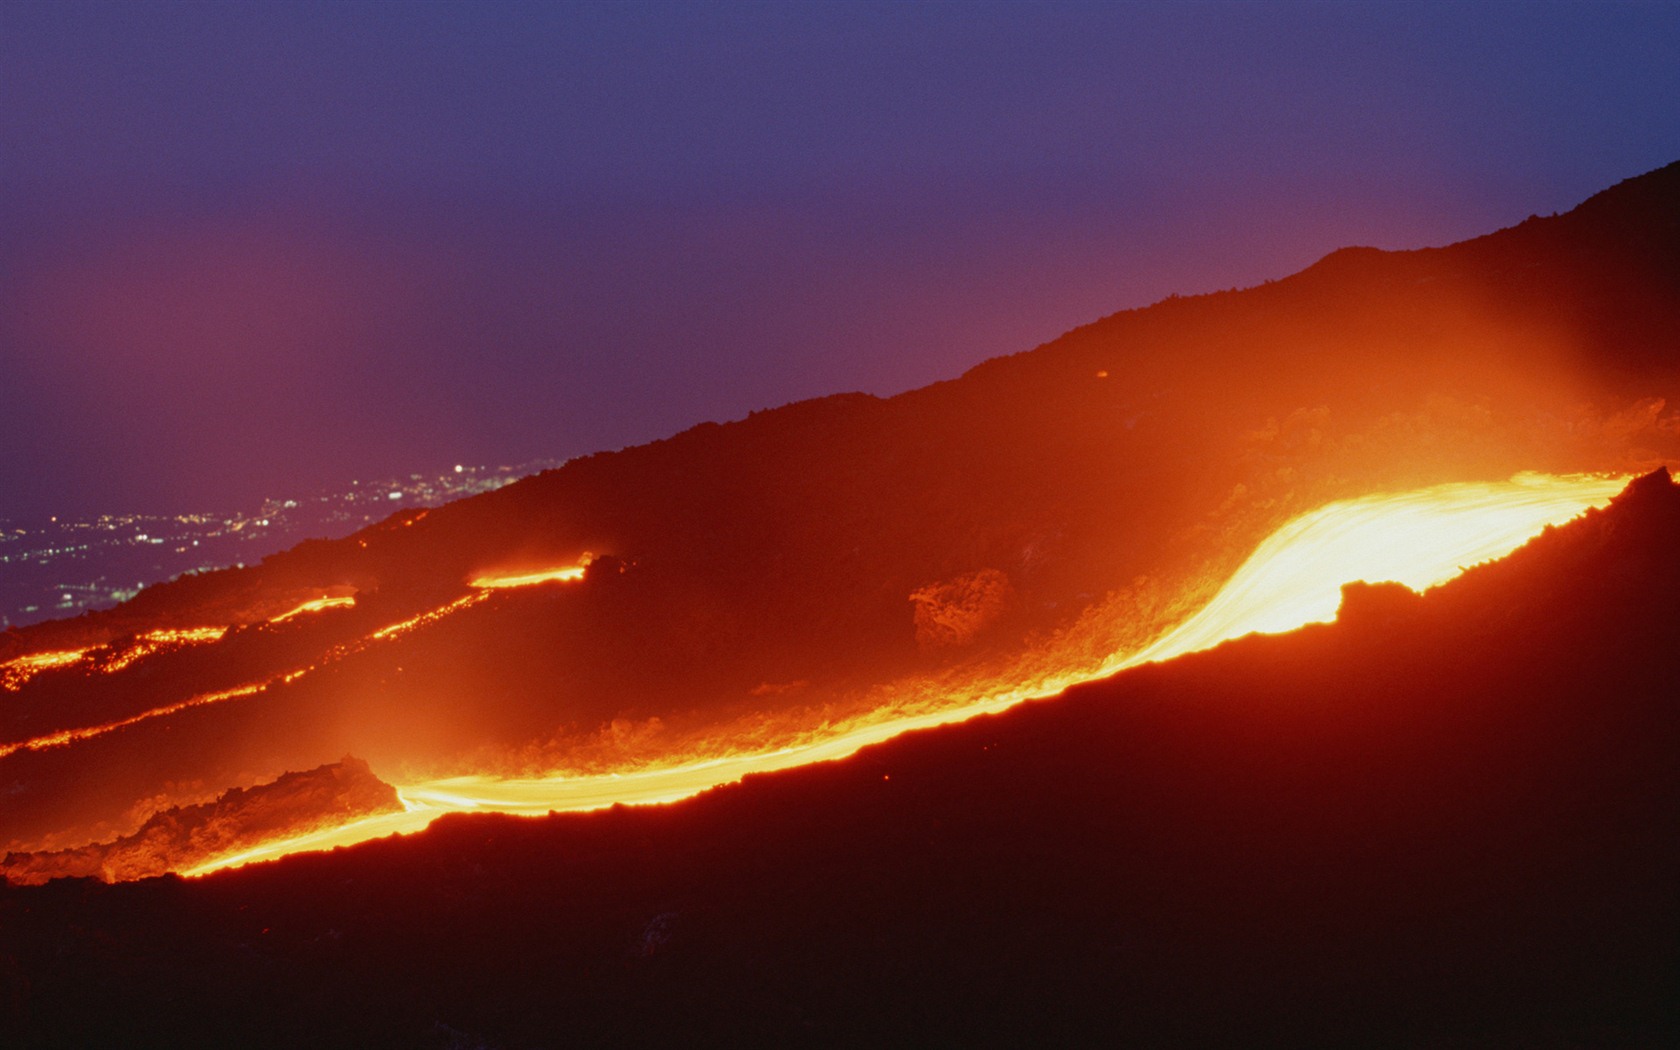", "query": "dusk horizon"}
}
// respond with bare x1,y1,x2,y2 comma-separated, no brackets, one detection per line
6,2,1680,519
